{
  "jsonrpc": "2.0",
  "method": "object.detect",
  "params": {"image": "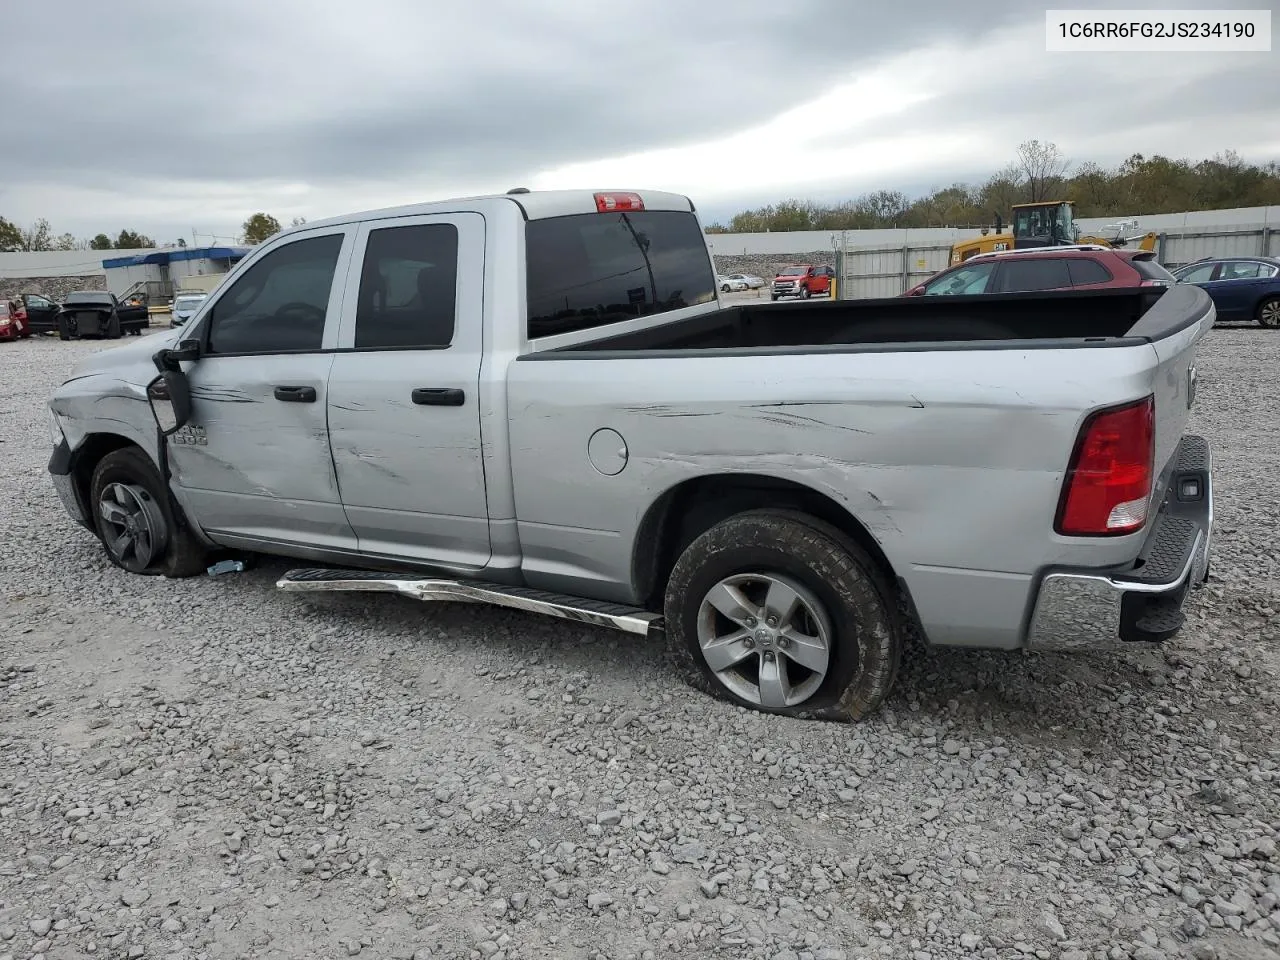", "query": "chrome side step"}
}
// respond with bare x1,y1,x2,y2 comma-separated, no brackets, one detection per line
276,567,663,637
